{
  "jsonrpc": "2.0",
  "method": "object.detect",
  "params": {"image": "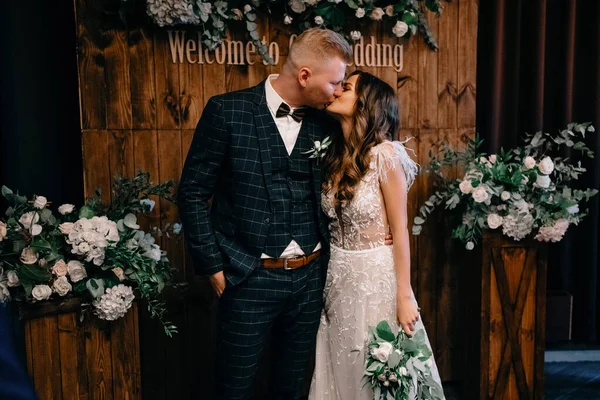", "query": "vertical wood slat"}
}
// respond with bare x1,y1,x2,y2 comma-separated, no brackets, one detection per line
75,0,107,129
437,2,459,129
417,11,439,129
29,316,62,400
416,129,439,347
58,313,90,400
154,31,181,129
104,25,133,129
82,131,111,203
457,0,478,128
86,322,114,399
129,18,157,129
111,304,141,400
